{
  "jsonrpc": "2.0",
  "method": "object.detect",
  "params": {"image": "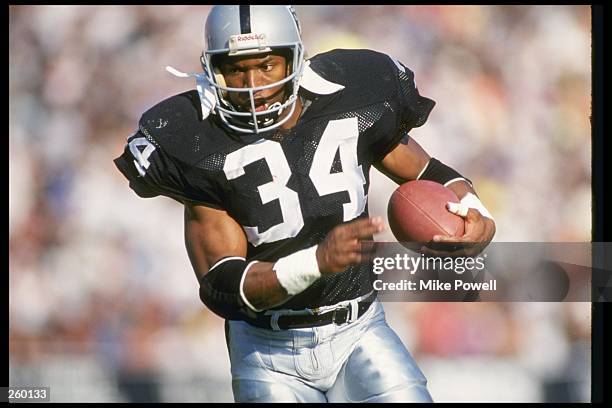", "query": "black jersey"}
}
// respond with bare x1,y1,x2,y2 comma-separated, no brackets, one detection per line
114,49,435,313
